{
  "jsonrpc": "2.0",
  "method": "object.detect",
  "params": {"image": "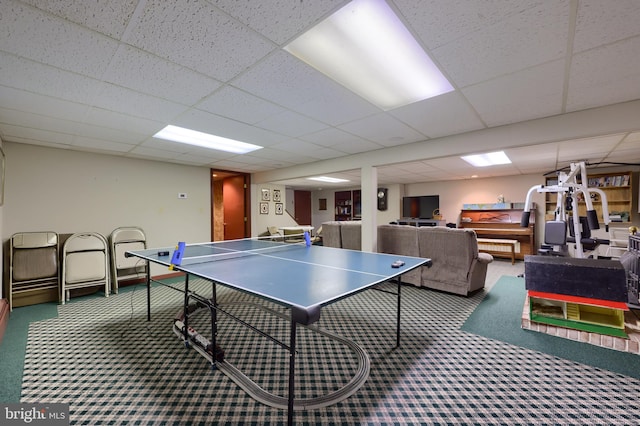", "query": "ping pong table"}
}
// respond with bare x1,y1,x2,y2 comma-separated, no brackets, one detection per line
127,237,430,425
